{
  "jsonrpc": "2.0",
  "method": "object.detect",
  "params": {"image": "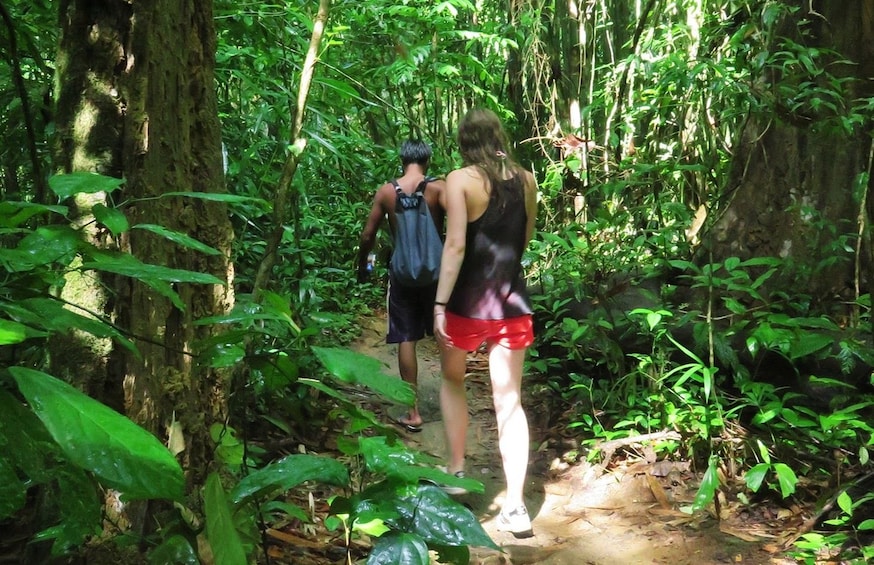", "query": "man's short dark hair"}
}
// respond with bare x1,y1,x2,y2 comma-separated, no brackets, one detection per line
400,139,431,168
